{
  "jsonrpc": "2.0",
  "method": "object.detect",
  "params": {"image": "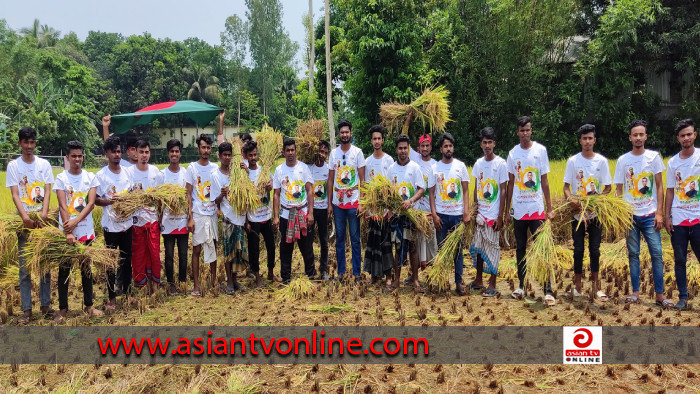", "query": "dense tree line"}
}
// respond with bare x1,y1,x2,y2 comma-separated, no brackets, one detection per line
1,0,698,164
